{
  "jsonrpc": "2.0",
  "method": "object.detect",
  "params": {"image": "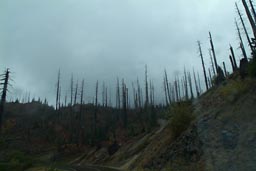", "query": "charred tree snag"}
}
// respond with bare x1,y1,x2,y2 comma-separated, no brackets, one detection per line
198,41,209,90
236,3,254,52
209,32,219,74
0,69,10,131
242,0,256,38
